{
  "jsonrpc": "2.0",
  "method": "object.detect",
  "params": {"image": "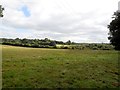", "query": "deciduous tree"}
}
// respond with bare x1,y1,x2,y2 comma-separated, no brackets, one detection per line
0,5,4,17
108,11,120,50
